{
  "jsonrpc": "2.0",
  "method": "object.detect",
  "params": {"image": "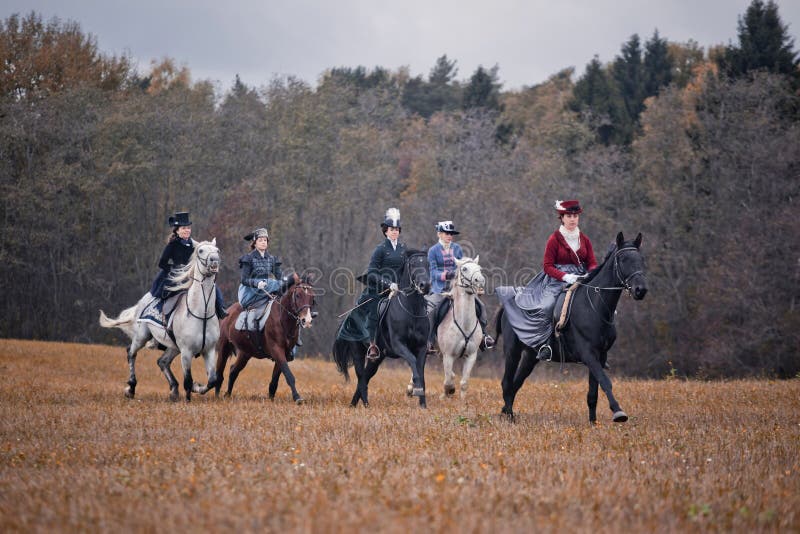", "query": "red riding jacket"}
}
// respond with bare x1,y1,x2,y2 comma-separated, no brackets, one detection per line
542,230,598,281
